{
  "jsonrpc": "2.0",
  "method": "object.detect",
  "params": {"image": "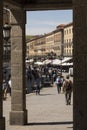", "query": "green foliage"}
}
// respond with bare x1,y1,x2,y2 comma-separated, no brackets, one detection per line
26,35,34,41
